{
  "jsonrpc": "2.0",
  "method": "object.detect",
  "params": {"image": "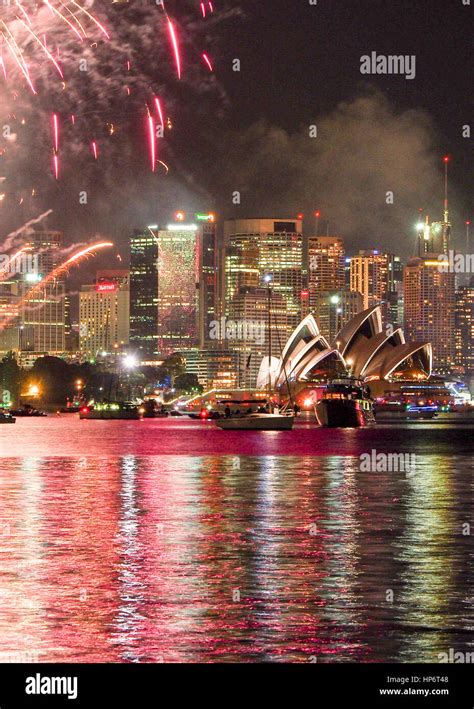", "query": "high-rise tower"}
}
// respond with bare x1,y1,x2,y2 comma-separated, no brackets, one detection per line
20,229,65,354
129,229,159,360
224,218,303,331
